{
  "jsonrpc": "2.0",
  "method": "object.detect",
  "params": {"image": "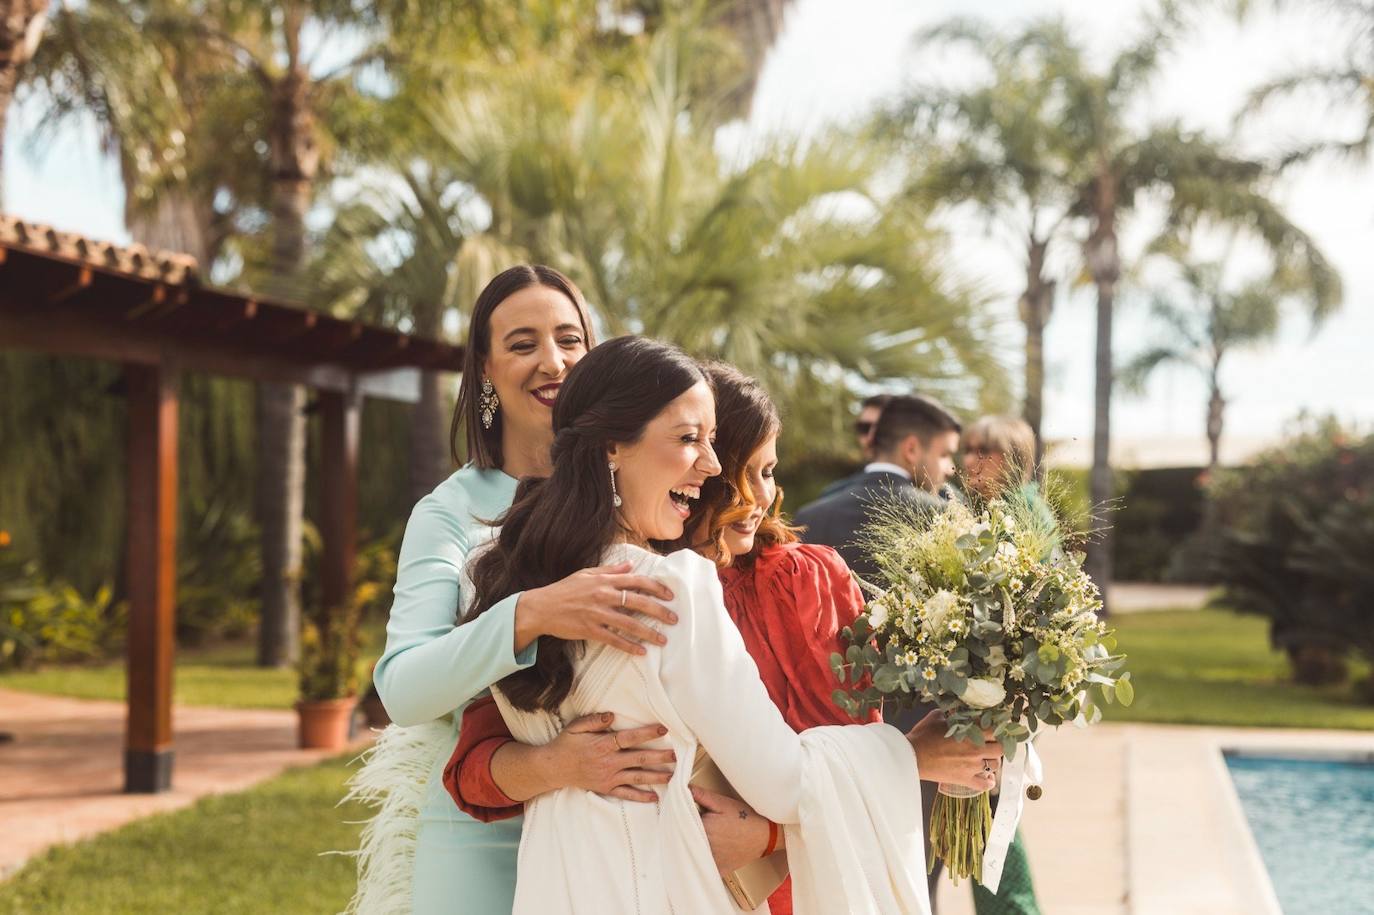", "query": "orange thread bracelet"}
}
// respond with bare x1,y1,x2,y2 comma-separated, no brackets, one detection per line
763,820,780,857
